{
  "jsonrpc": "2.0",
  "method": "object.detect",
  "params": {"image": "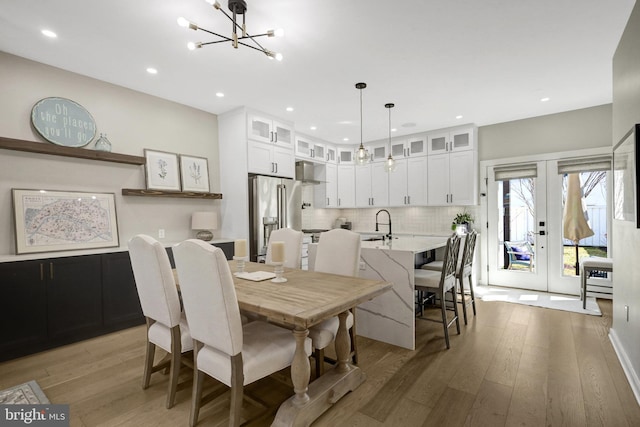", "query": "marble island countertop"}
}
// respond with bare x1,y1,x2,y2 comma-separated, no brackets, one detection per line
360,235,448,253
